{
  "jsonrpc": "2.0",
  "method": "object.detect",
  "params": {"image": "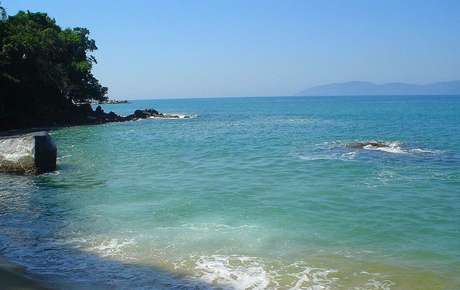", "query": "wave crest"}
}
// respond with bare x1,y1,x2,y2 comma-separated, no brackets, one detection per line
349,141,439,155
297,140,440,162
